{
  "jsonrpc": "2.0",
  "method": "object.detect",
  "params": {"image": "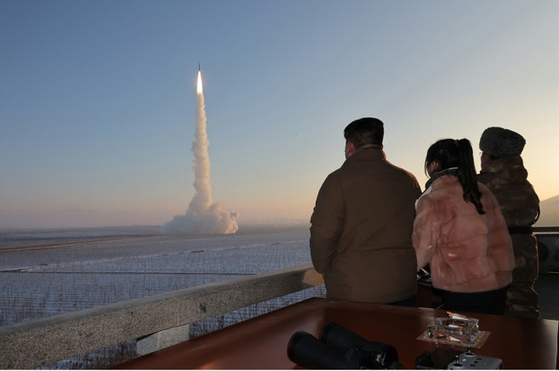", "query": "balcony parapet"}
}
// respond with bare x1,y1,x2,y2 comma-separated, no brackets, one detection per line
0,228,557,369
534,227,559,274
0,264,323,369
